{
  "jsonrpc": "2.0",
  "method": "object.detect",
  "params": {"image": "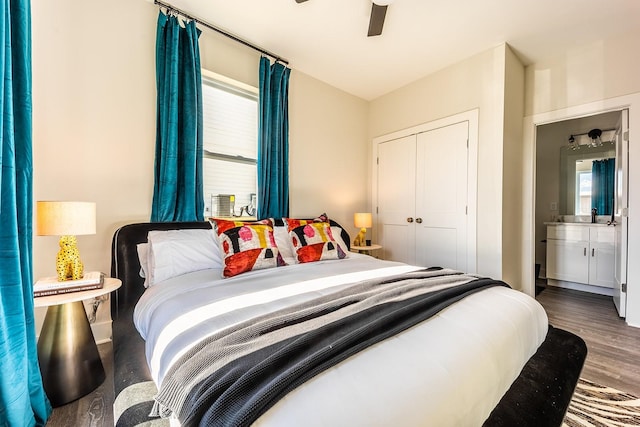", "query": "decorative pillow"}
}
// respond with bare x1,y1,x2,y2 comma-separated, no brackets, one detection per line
284,215,347,263
273,225,296,263
146,229,222,286
211,218,286,278
330,226,350,258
